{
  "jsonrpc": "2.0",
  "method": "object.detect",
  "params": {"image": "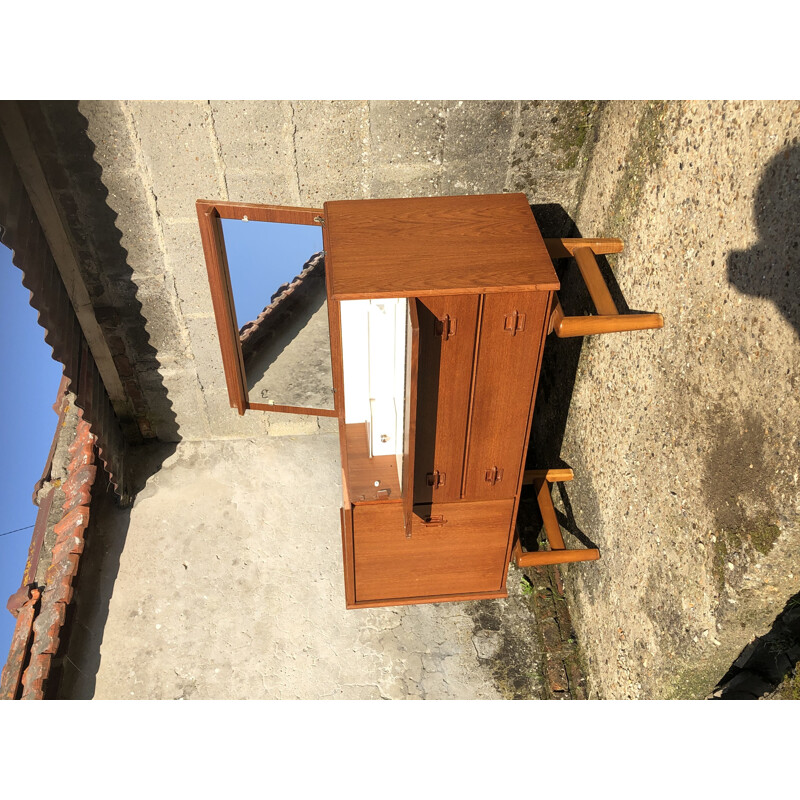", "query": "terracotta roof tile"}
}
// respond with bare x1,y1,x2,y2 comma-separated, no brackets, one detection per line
239,251,325,360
